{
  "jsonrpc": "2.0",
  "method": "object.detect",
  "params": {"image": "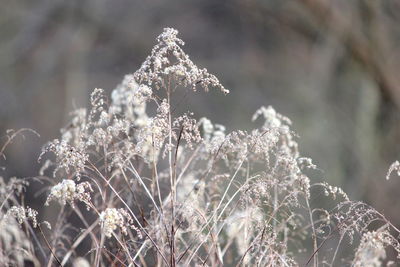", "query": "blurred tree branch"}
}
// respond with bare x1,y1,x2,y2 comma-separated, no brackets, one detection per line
240,0,400,108
299,0,400,110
